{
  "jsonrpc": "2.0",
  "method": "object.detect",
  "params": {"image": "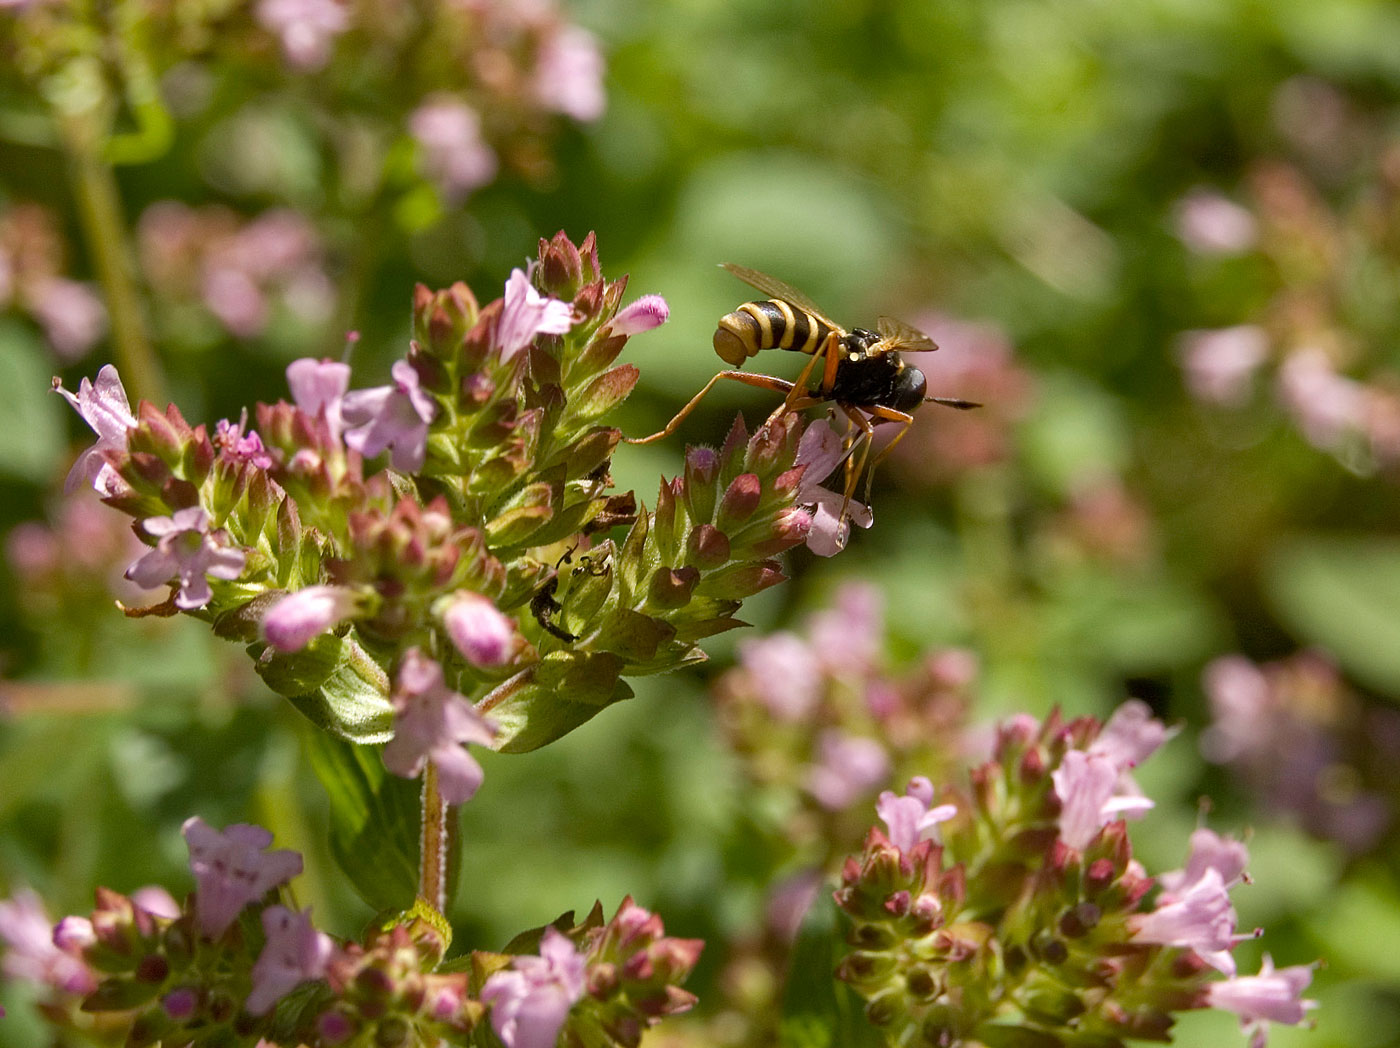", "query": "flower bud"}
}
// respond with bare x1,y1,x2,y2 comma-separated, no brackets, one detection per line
262,585,359,651
685,524,730,568
442,592,517,667
715,473,761,530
